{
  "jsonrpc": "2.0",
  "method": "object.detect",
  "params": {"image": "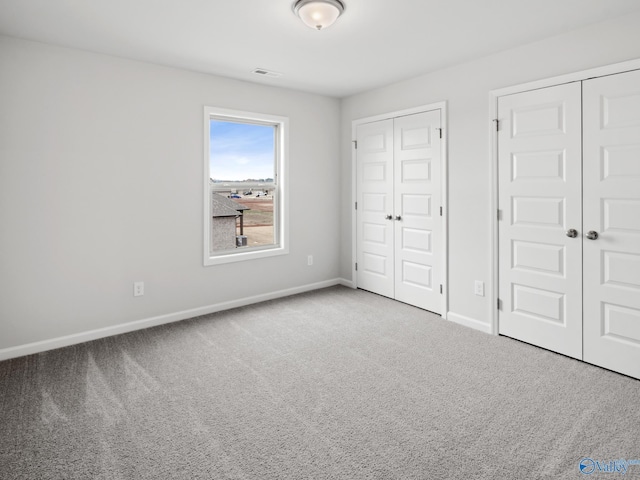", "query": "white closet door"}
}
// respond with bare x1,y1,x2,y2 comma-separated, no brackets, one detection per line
356,119,394,298
394,111,442,313
498,83,583,359
583,69,640,379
